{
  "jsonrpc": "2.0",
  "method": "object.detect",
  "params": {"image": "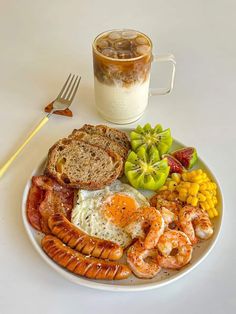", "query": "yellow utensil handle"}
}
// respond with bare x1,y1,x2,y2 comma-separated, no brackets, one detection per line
0,115,49,178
